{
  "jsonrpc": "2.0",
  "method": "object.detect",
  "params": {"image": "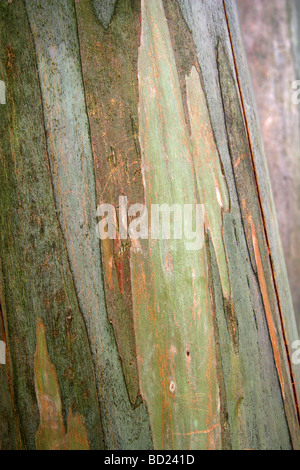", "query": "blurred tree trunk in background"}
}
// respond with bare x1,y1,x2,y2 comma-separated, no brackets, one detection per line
238,0,300,331
0,0,299,450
